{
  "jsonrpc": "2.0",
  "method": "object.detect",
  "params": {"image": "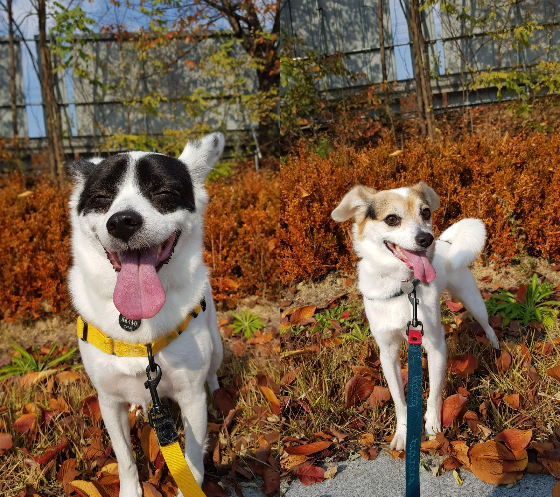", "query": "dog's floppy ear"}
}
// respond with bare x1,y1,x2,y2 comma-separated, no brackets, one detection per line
412,181,440,211
331,185,377,222
178,132,225,183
